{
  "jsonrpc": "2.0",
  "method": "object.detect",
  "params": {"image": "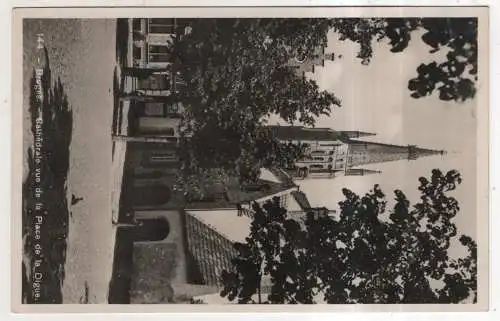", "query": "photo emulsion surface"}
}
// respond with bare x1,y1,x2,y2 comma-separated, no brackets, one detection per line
17,10,487,309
